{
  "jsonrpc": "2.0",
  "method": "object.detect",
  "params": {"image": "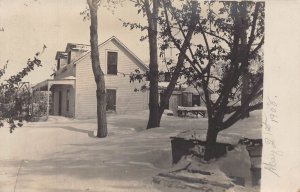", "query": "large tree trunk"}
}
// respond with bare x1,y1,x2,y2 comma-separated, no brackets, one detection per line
240,2,250,119
204,121,219,161
147,40,160,128
146,30,160,128
241,70,250,118
145,0,160,129
87,0,107,137
147,45,160,129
